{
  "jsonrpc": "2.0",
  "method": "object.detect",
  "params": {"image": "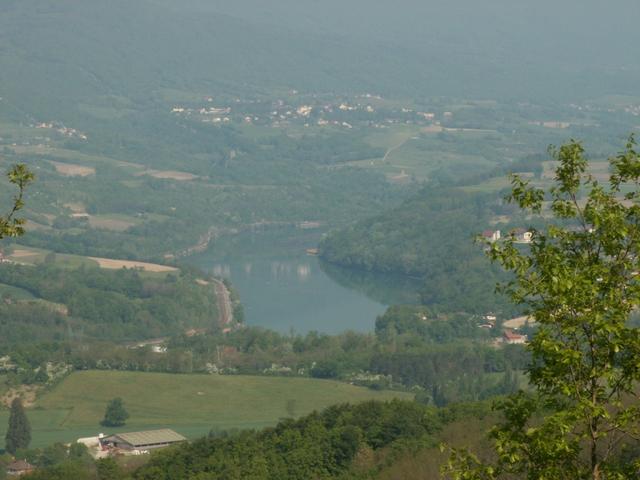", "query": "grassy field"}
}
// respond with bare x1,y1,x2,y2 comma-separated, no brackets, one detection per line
87,214,141,232
0,371,412,448
11,145,124,168
460,176,512,193
0,283,36,300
